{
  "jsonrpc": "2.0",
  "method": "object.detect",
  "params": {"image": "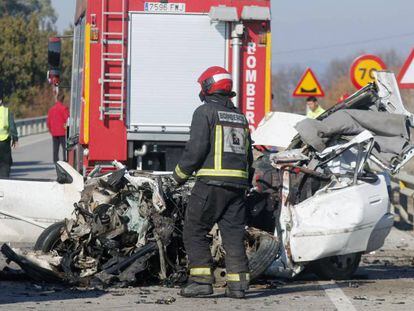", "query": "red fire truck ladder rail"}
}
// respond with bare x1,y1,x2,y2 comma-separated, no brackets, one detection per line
100,0,127,120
